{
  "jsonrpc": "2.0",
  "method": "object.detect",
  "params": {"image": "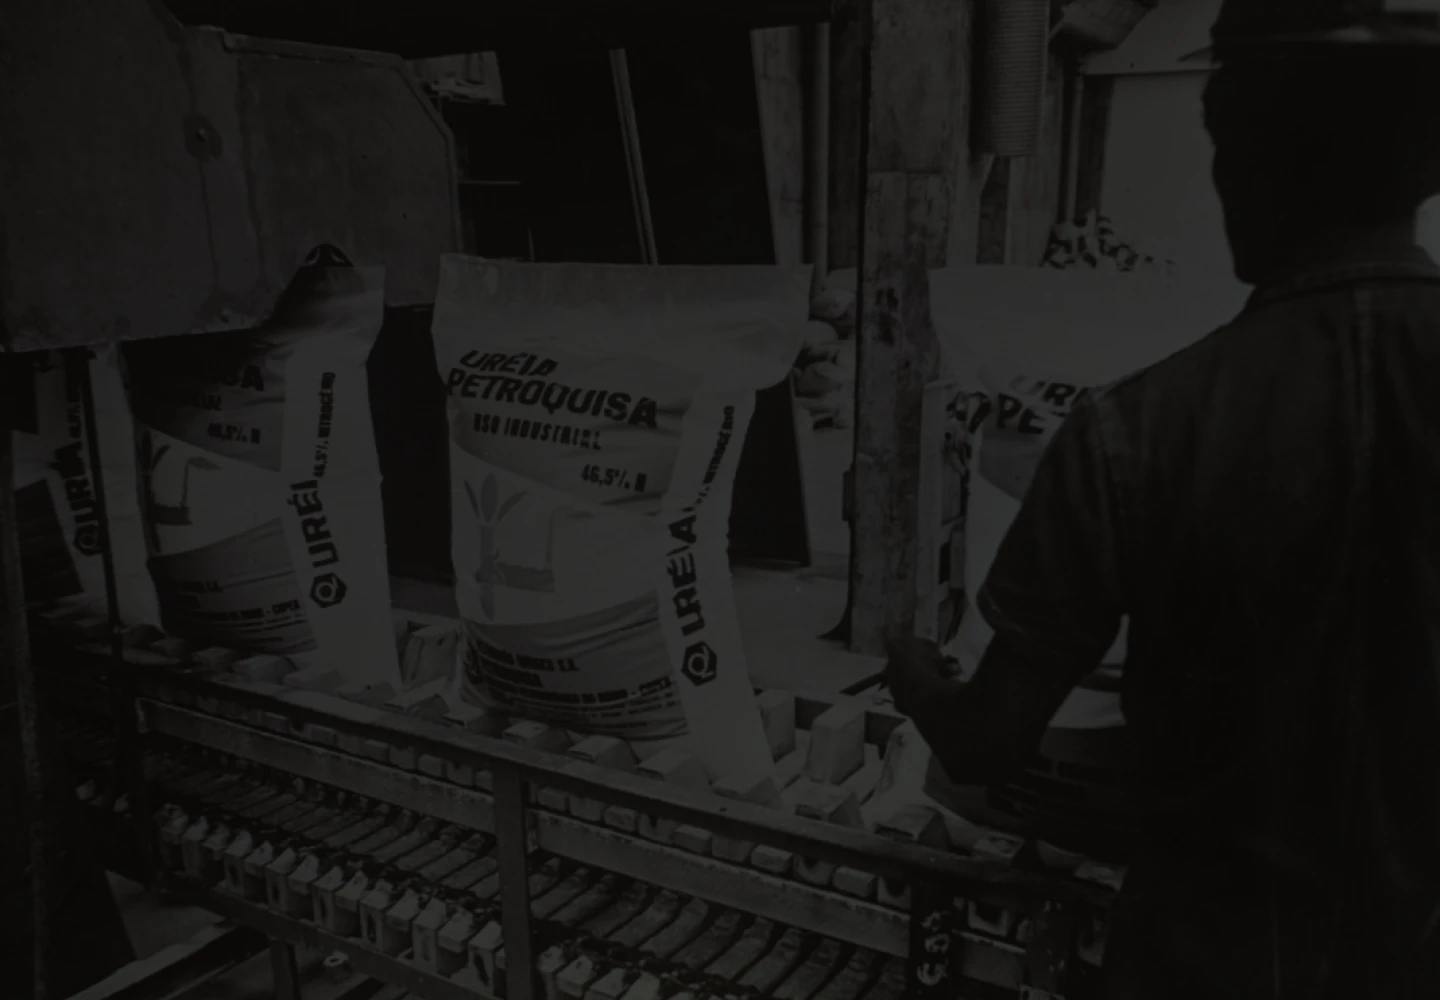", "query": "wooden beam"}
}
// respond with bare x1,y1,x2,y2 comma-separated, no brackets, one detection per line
848,0,986,655
826,0,865,272
161,1,838,55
